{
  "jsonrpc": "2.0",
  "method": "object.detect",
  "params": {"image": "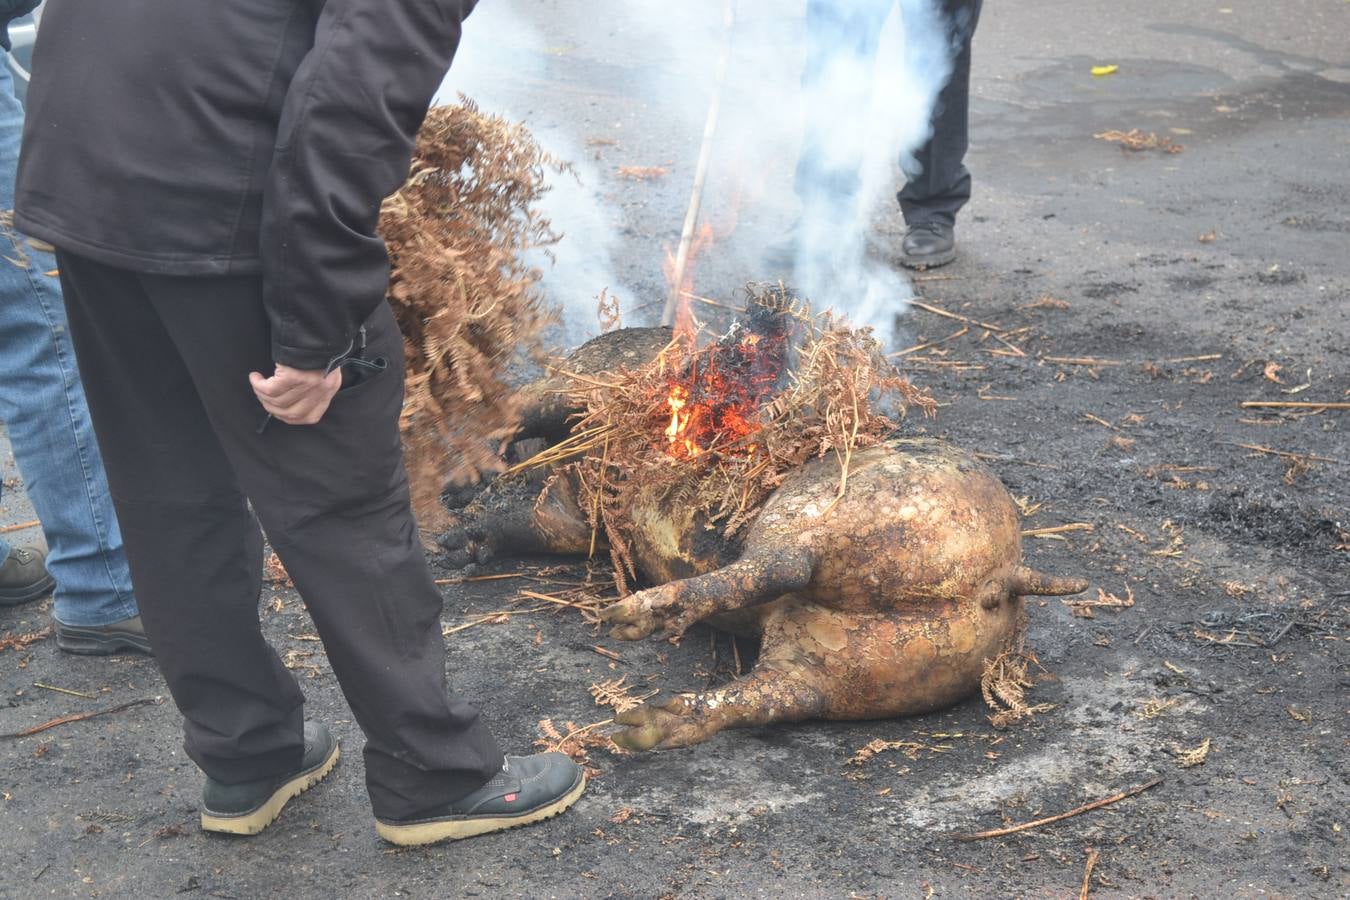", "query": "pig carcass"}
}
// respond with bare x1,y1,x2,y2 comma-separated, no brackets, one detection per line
443,327,1088,751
